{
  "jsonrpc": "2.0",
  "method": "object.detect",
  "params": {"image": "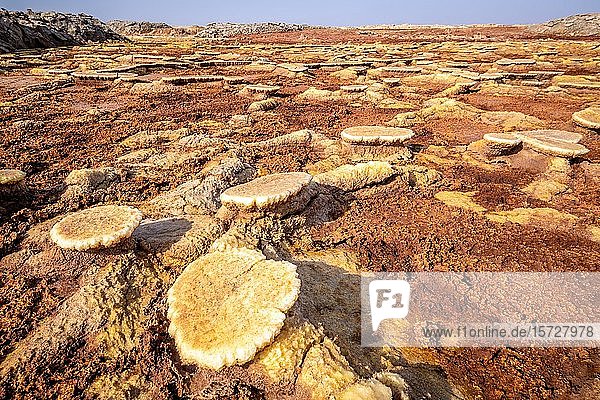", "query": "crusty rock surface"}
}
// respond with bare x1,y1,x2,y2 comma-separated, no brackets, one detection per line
0,9,124,53
2,15,600,400
167,248,300,370
197,22,313,38
107,20,172,35
531,13,600,37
